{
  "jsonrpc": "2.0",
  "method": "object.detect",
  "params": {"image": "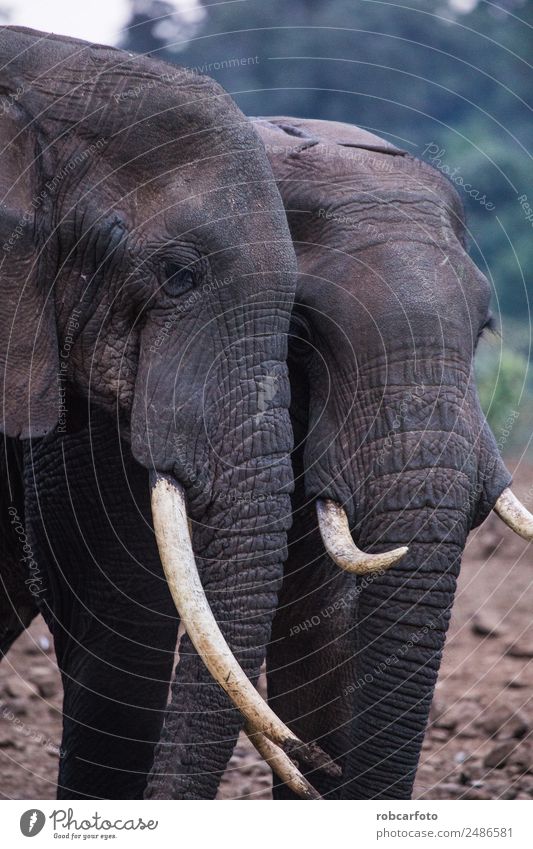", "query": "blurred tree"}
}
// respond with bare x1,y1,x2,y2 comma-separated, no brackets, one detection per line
476,341,531,453
120,0,205,56
120,0,531,334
